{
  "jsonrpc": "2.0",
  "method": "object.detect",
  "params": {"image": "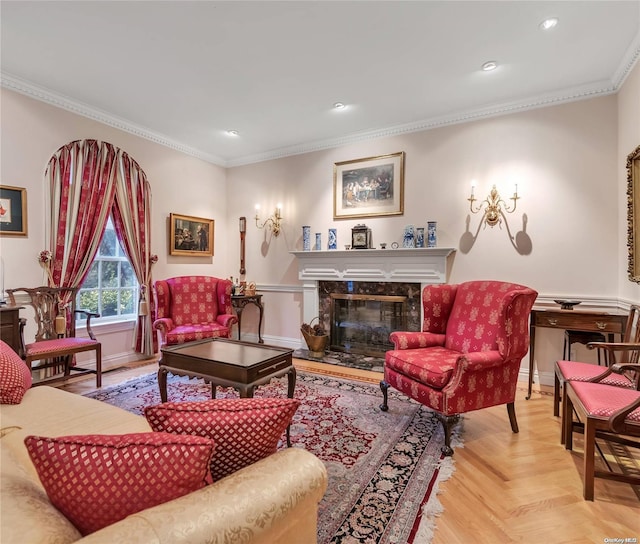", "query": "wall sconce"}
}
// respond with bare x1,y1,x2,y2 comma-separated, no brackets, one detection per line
255,203,282,236
468,182,520,227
